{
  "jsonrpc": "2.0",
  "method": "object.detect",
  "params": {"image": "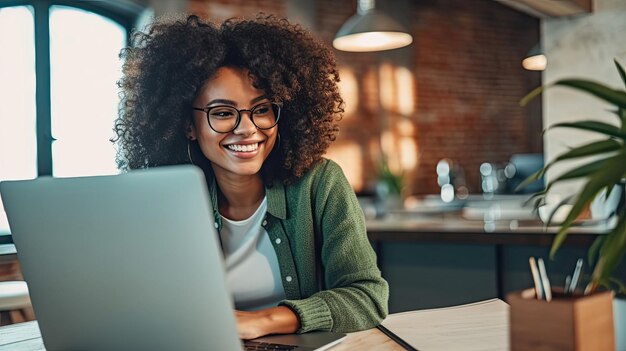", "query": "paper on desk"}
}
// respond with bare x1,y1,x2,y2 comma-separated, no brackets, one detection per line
381,299,509,351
